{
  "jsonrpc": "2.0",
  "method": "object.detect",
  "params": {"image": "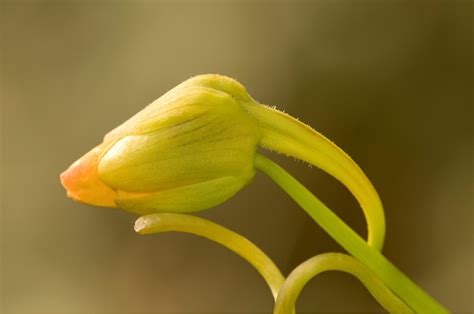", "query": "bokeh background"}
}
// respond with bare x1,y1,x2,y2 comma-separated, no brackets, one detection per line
1,1,473,313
